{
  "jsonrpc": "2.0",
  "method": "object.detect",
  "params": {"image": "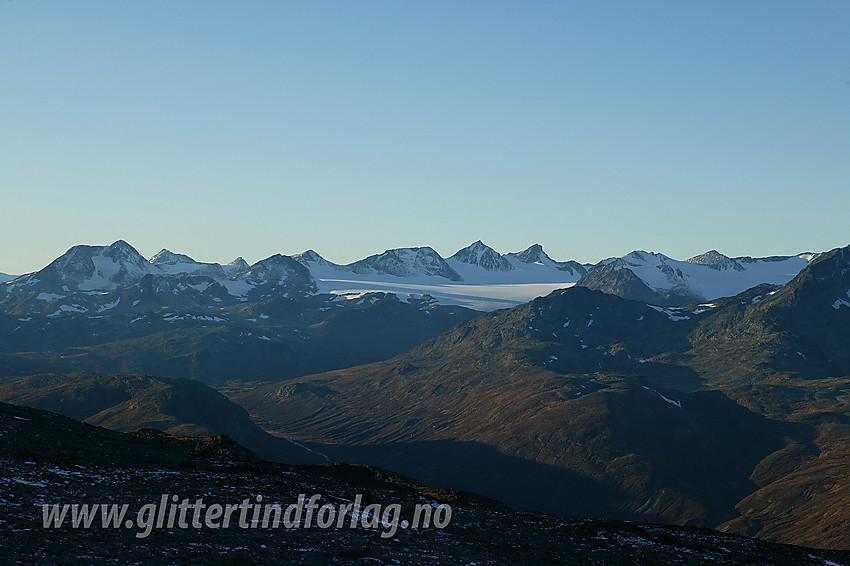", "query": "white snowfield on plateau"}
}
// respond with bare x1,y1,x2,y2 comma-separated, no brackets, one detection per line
317,277,577,311
306,252,585,311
